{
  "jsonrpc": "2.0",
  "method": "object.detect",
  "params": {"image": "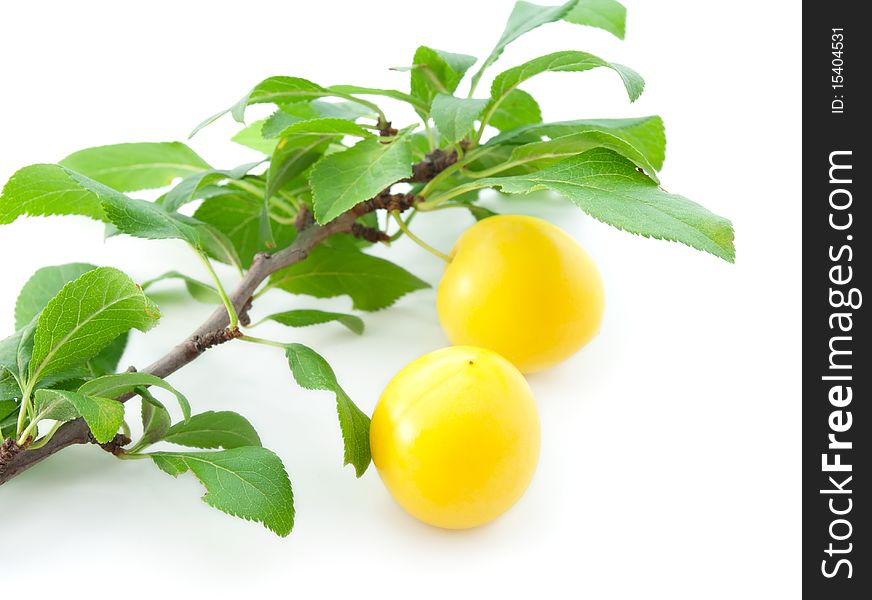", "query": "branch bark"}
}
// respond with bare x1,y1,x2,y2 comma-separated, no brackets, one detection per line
0,210,360,484
0,145,456,485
